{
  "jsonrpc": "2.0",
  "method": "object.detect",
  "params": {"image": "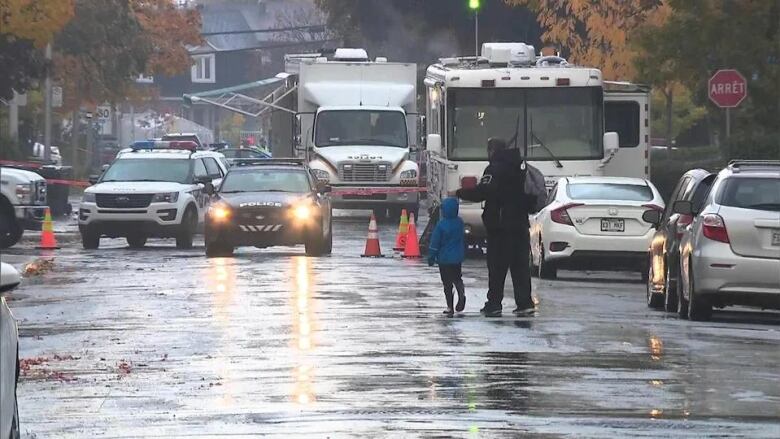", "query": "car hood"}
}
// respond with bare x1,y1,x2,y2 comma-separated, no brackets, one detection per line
219,191,311,208
86,181,189,193
314,145,408,168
